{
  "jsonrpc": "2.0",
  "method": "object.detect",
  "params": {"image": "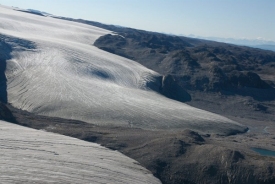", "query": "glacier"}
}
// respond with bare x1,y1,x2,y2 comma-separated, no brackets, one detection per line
0,120,161,183
0,5,247,135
